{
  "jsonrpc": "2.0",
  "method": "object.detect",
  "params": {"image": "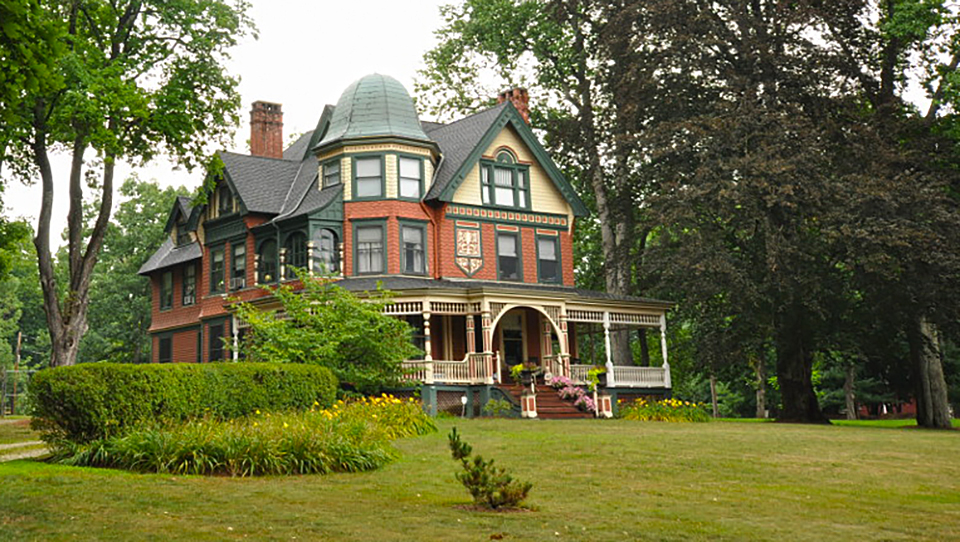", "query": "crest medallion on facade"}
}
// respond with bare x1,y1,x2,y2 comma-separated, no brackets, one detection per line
455,223,483,276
